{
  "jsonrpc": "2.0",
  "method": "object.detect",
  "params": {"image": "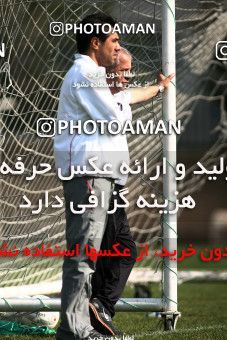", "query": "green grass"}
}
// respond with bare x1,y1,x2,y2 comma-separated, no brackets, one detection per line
1,243,227,340
177,243,227,272
141,243,227,271
1,282,227,340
